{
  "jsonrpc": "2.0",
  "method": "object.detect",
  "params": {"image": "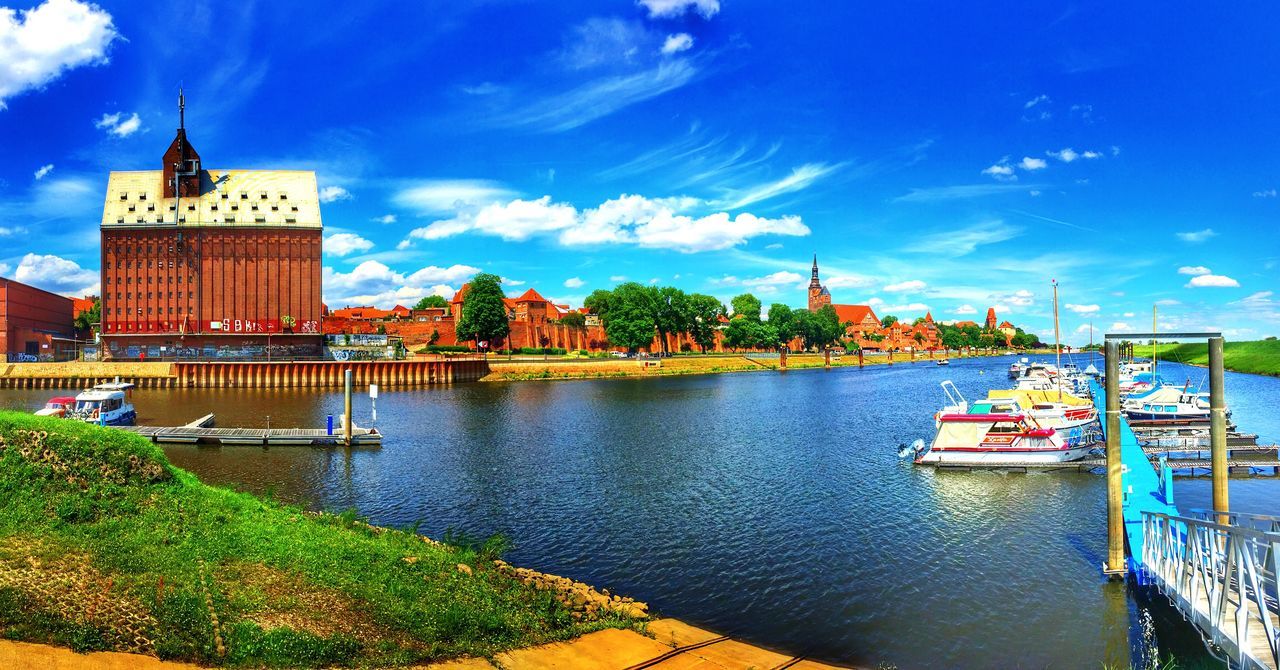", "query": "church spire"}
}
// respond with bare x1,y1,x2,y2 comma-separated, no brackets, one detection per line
809,253,821,289
178,85,185,130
